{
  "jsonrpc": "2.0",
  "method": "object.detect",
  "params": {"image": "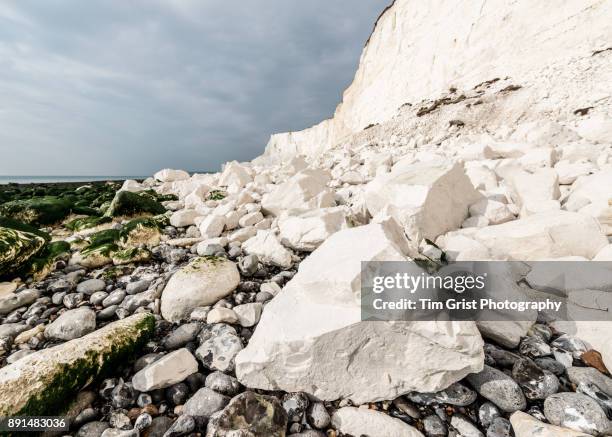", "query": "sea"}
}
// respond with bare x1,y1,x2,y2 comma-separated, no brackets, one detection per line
0,176,146,185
